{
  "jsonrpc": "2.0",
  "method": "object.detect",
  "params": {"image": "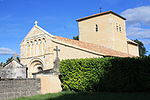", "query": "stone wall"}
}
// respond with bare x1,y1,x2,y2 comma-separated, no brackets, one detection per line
0,78,41,100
